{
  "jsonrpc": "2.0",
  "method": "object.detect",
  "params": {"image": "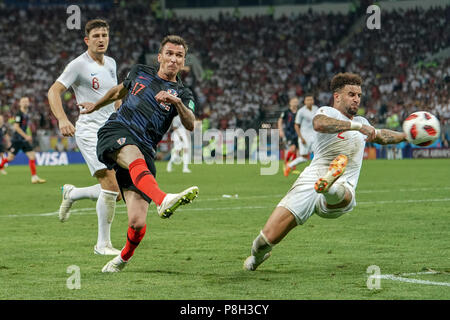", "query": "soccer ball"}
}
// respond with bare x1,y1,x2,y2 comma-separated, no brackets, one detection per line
402,111,441,147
